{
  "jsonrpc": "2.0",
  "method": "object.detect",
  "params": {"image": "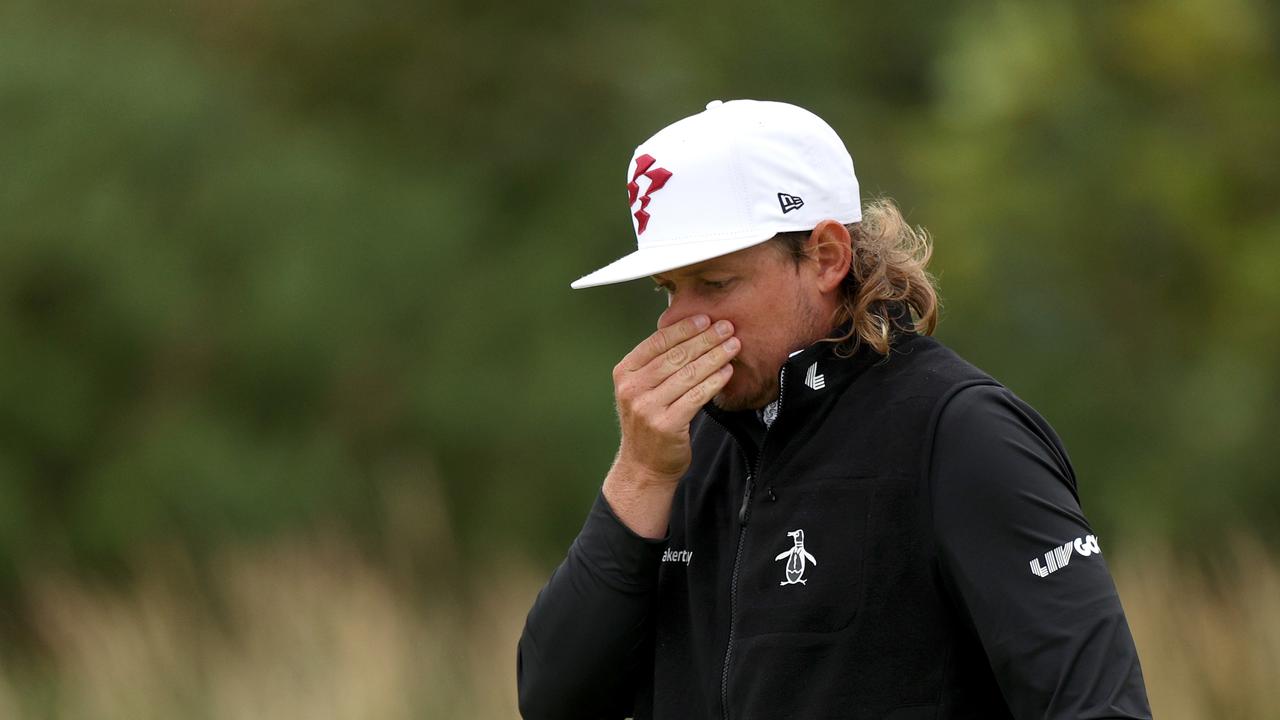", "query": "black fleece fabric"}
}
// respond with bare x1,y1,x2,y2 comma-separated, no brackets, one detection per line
518,334,1151,720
